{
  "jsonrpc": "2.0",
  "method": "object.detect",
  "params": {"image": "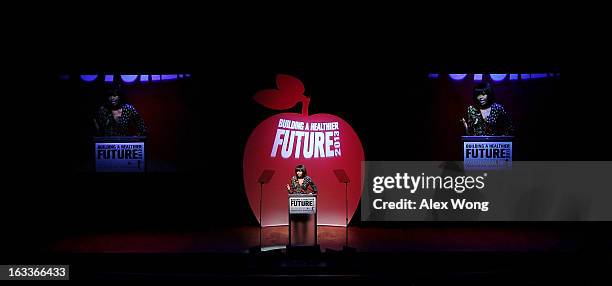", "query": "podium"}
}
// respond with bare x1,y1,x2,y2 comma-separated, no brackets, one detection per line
462,136,513,170
94,136,146,172
288,193,317,247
